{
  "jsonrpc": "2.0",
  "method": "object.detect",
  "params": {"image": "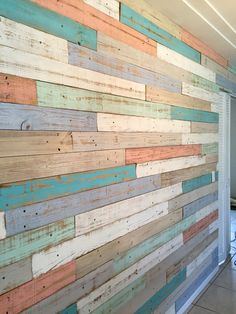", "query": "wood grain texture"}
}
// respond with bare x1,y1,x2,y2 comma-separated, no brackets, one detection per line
97,113,191,133
125,145,201,164
146,86,211,111
182,133,218,145
182,83,219,103
0,103,97,131
5,174,160,235
202,143,218,155
182,174,213,193
83,0,119,19
32,0,157,56
0,150,125,185
191,122,218,133
0,165,135,211
0,46,145,100
0,74,36,105
0,0,97,50
171,106,218,123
